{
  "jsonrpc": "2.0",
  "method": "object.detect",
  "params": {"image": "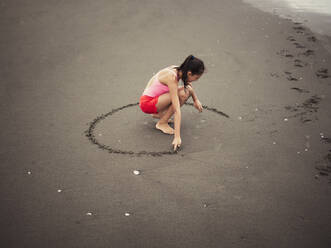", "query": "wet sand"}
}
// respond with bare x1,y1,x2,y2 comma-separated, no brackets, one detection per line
1,0,331,247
